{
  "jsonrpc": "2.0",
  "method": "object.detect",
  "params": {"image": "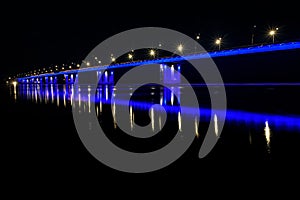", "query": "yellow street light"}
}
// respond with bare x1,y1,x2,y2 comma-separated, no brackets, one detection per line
149,49,155,57
269,28,278,43
128,53,133,60
177,44,183,53
215,38,222,50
